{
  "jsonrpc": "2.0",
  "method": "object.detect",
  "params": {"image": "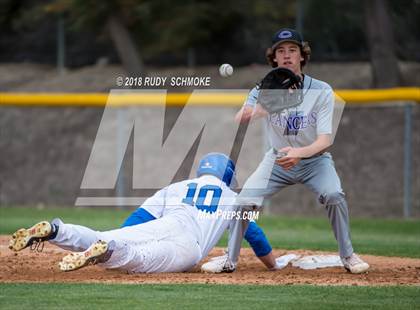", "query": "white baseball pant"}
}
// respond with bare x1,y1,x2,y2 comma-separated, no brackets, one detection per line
49,216,201,273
